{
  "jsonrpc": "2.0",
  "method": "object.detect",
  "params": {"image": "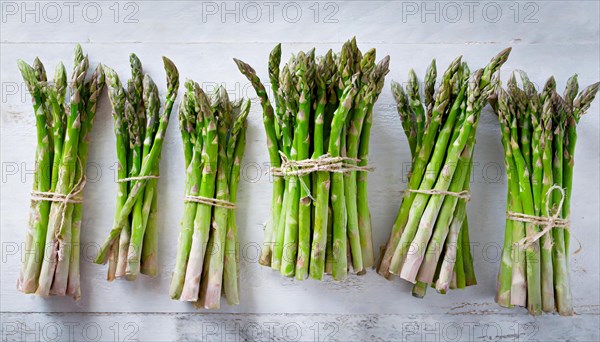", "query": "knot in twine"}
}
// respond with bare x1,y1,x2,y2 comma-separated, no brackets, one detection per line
507,185,570,249
404,188,471,201
30,158,87,261
184,195,236,209
269,152,375,202
269,152,374,177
